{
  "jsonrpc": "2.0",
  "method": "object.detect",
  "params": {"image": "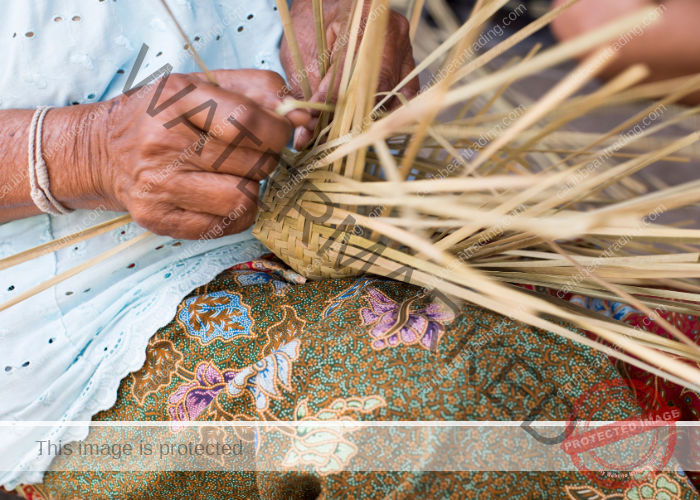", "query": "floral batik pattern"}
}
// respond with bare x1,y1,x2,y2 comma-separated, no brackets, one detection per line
322,276,378,318
360,286,455,350
36,257,700,500
228,340,301,411
131,339,183,404
565,473,684,500
168,362,236,430
176,290,253,344
281,396,387,475
626,474,683,500
525,284,700,491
